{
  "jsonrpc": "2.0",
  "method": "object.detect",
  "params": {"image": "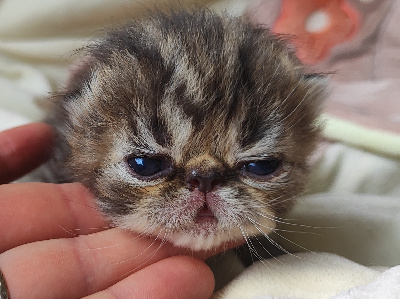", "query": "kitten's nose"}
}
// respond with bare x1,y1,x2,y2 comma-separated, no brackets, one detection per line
186,171,221,193
185,154,224,193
